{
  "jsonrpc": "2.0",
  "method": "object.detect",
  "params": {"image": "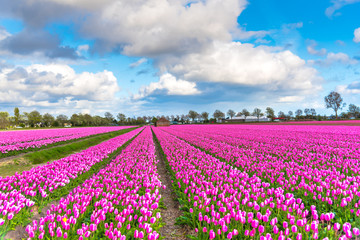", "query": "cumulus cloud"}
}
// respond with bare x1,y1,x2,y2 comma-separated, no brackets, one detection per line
161,42,322,94
325,0,360,17
0,0,325,113
0,29,79,59
337,81,360,94
354,27,360,43
134,73,200,99
309,52,358,66
306,40,327,56
0,63,120,109
79,0,247,56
